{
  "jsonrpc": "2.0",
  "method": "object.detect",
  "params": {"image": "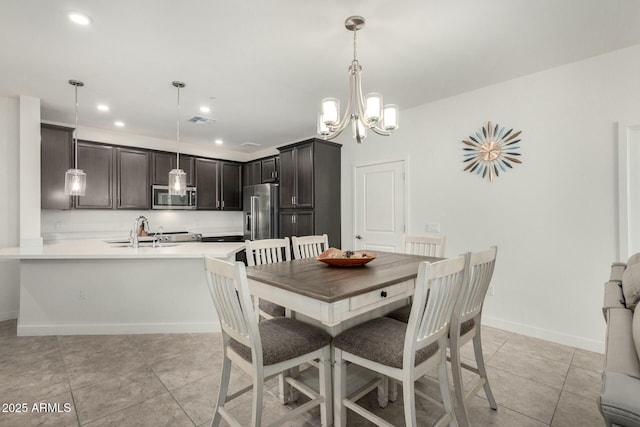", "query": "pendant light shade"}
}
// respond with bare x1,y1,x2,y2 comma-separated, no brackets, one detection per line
64,79,87,196
169,80,187,196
